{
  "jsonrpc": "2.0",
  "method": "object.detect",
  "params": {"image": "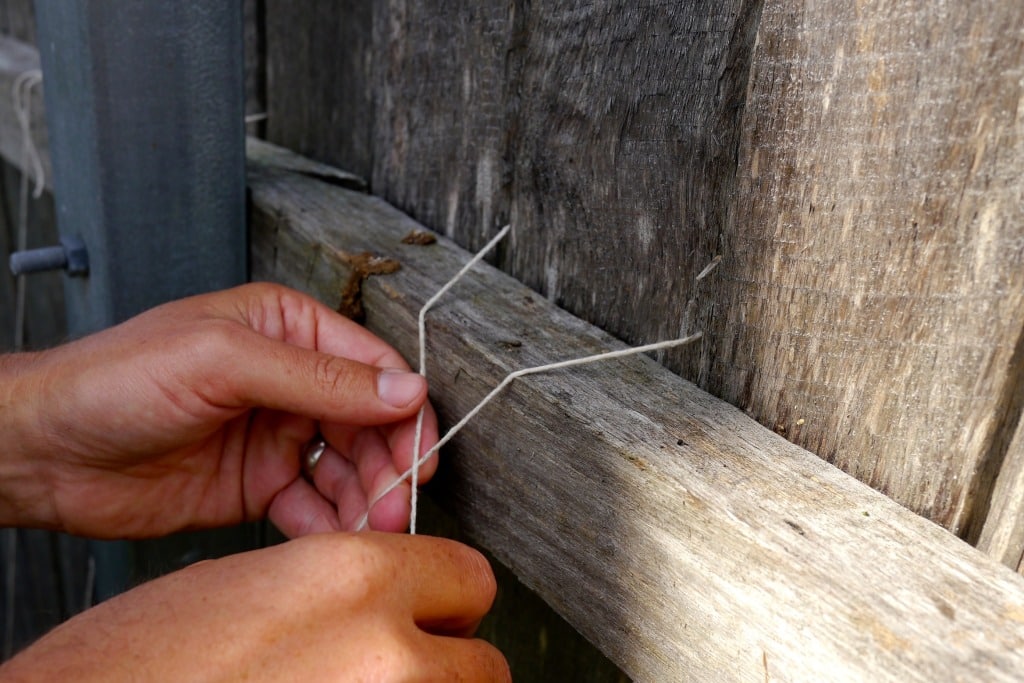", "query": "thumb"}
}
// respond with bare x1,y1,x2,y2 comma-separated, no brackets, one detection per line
221,333,427,424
